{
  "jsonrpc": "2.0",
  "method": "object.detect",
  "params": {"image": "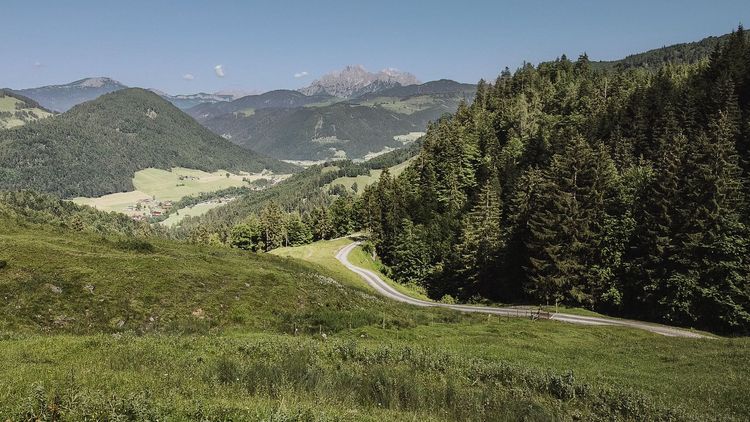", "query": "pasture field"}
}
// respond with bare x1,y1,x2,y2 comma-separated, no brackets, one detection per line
325,156,415,193
0,96,20,112
358,96,438,115
72,167,289,217
159,201,225,227
72,190,152,213
393,131,425,144
233,107,255,117
0,95,53,129
132,167,262,201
